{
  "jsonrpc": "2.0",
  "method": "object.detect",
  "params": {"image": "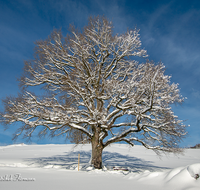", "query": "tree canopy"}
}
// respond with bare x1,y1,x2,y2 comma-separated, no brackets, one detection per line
1,16,187,169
